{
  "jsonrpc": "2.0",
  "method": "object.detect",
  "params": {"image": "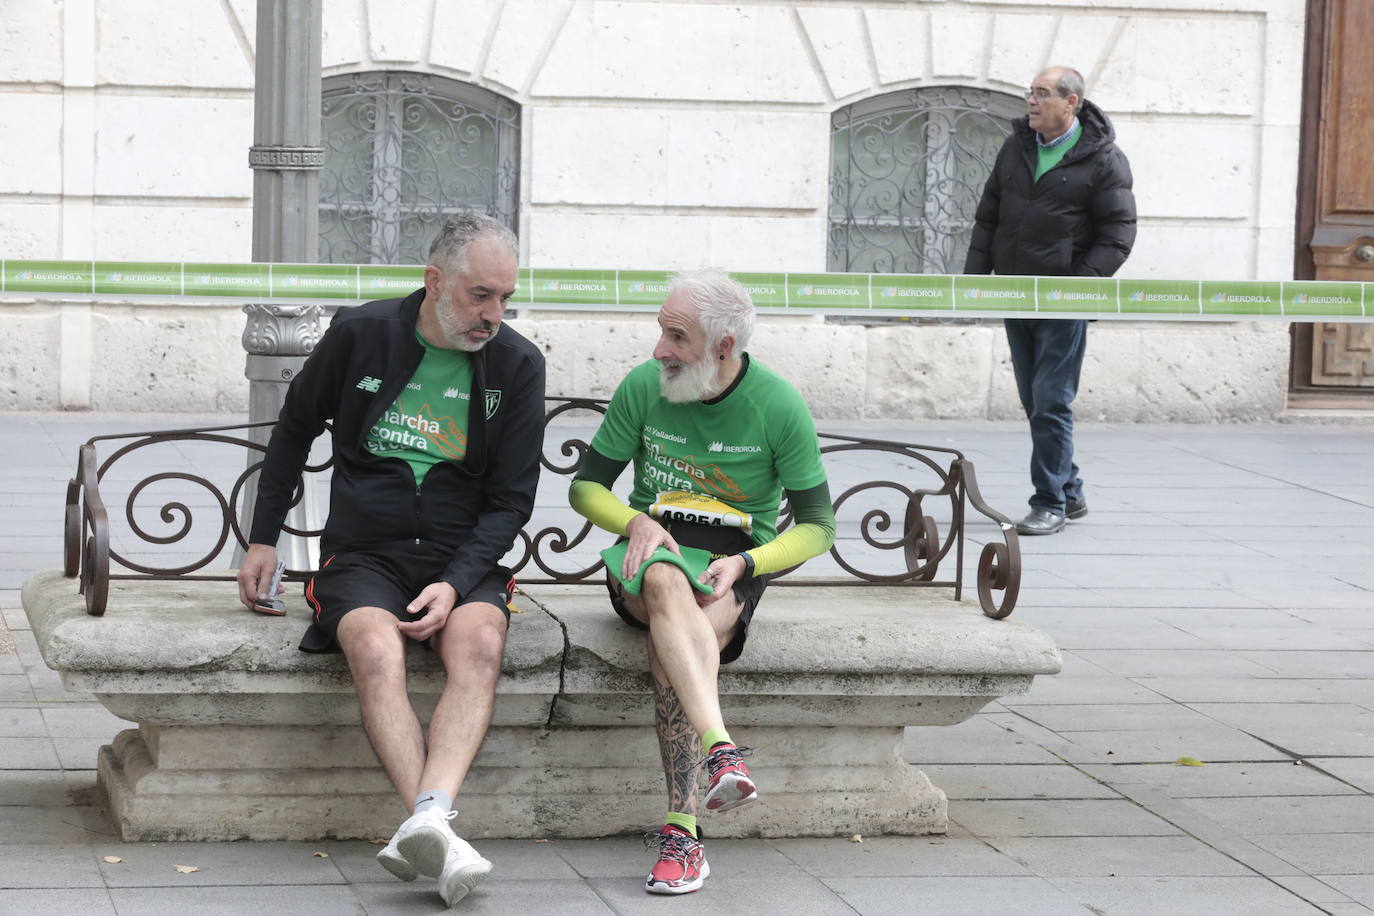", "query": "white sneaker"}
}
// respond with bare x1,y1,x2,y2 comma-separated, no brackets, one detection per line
438,831,493,906
376,835,418,881
391,807,458,878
